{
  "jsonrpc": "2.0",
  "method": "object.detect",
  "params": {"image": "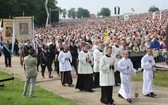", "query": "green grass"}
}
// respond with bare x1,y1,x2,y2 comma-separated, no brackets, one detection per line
0,71,77,105
132,70,168,87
